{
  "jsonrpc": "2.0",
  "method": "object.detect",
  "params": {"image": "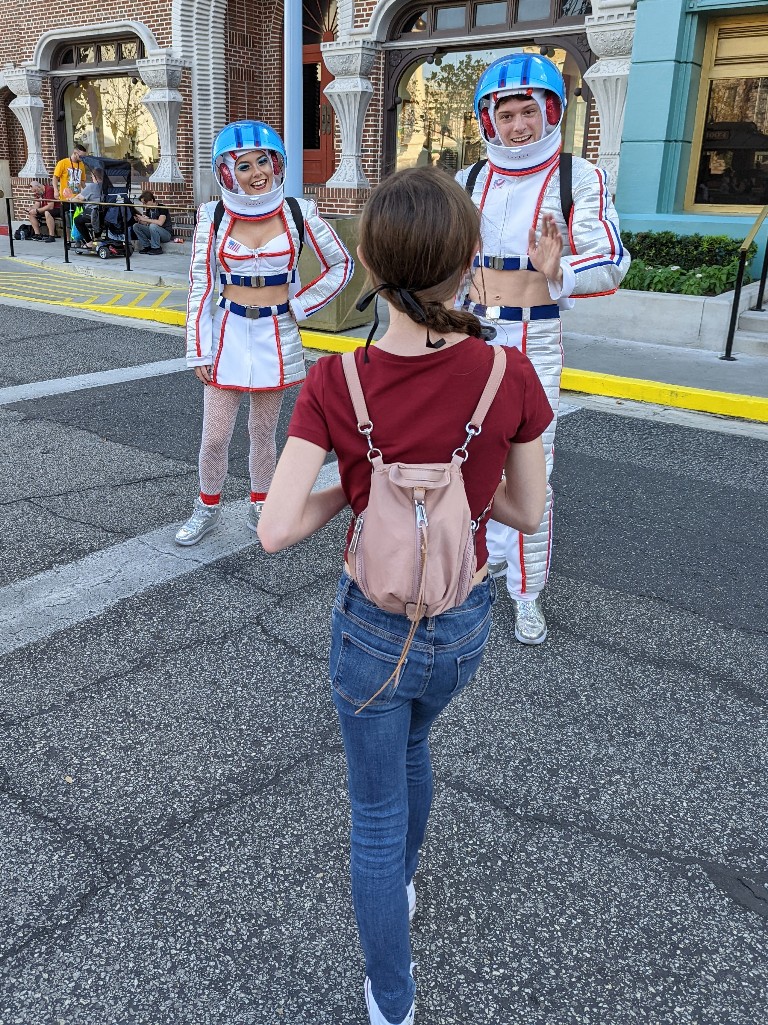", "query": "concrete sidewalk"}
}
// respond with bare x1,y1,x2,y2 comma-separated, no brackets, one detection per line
2,239,767,421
